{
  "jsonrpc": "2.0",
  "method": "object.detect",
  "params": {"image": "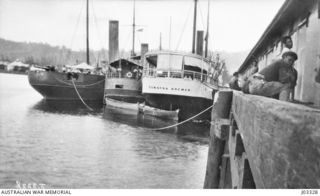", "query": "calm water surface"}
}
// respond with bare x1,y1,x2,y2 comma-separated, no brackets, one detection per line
0,73,209,189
